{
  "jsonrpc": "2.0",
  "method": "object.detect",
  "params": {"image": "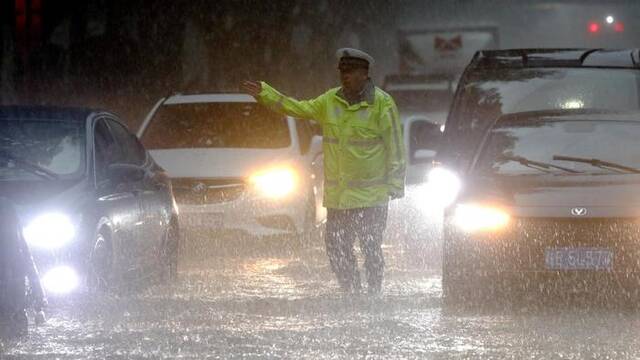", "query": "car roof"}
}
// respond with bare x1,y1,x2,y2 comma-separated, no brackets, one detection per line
0,105,99,122
494,109,640,126
163,93,256,105
469,48,640,69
